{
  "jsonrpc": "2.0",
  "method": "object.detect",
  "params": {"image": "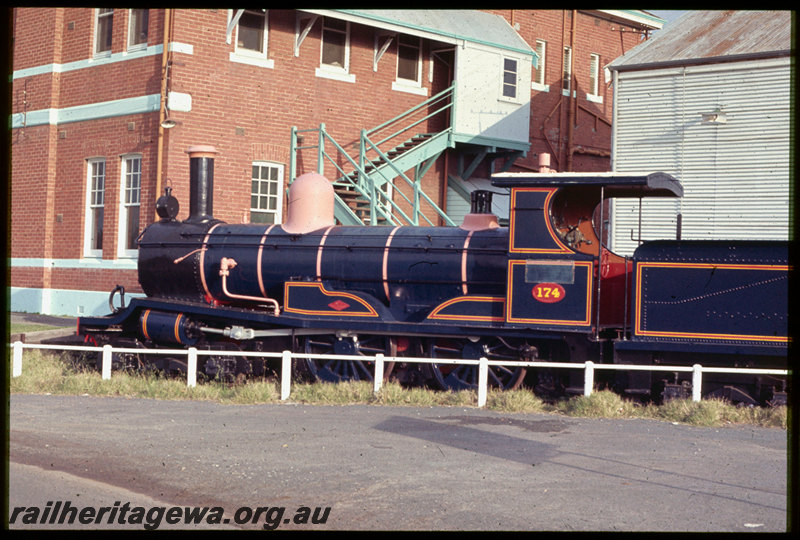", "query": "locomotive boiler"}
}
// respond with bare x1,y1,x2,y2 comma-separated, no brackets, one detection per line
78,146,789,405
